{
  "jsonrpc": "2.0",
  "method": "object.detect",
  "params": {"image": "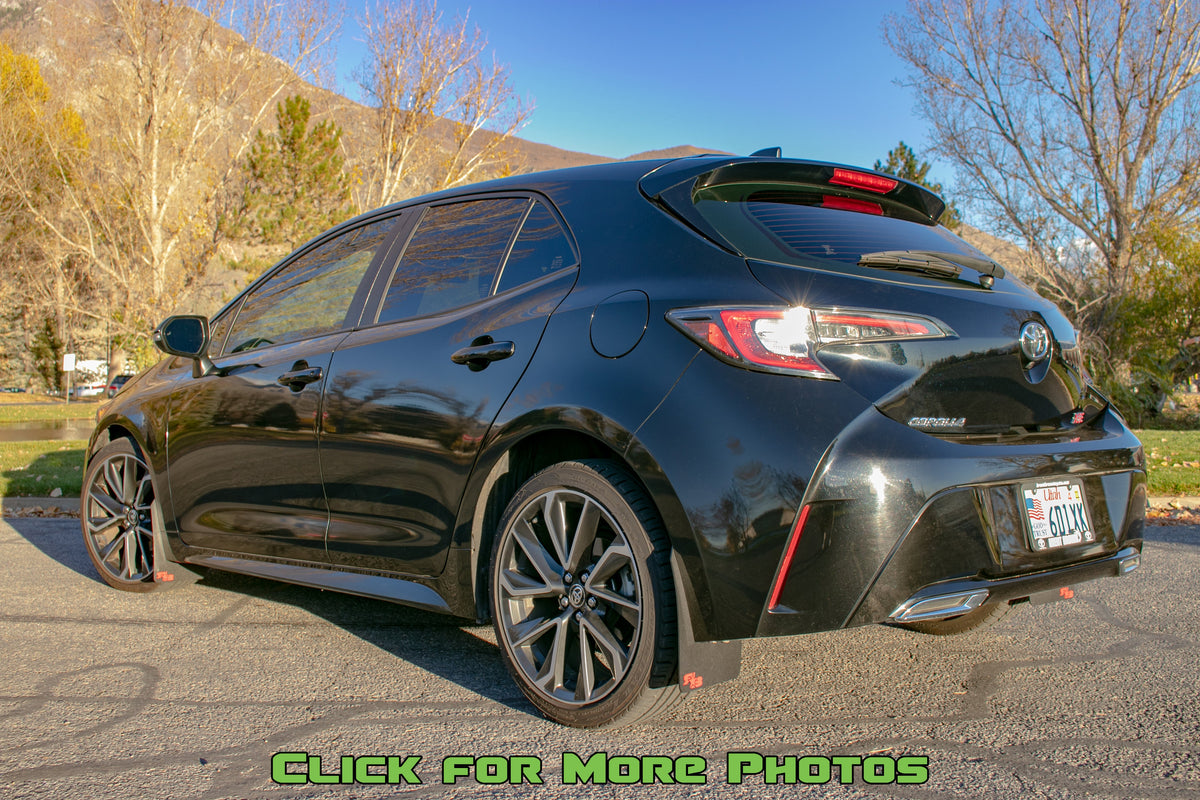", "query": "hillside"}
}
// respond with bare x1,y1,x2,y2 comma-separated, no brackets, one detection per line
0,0,1030,322
956,224,1039,282
0,0,631,174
